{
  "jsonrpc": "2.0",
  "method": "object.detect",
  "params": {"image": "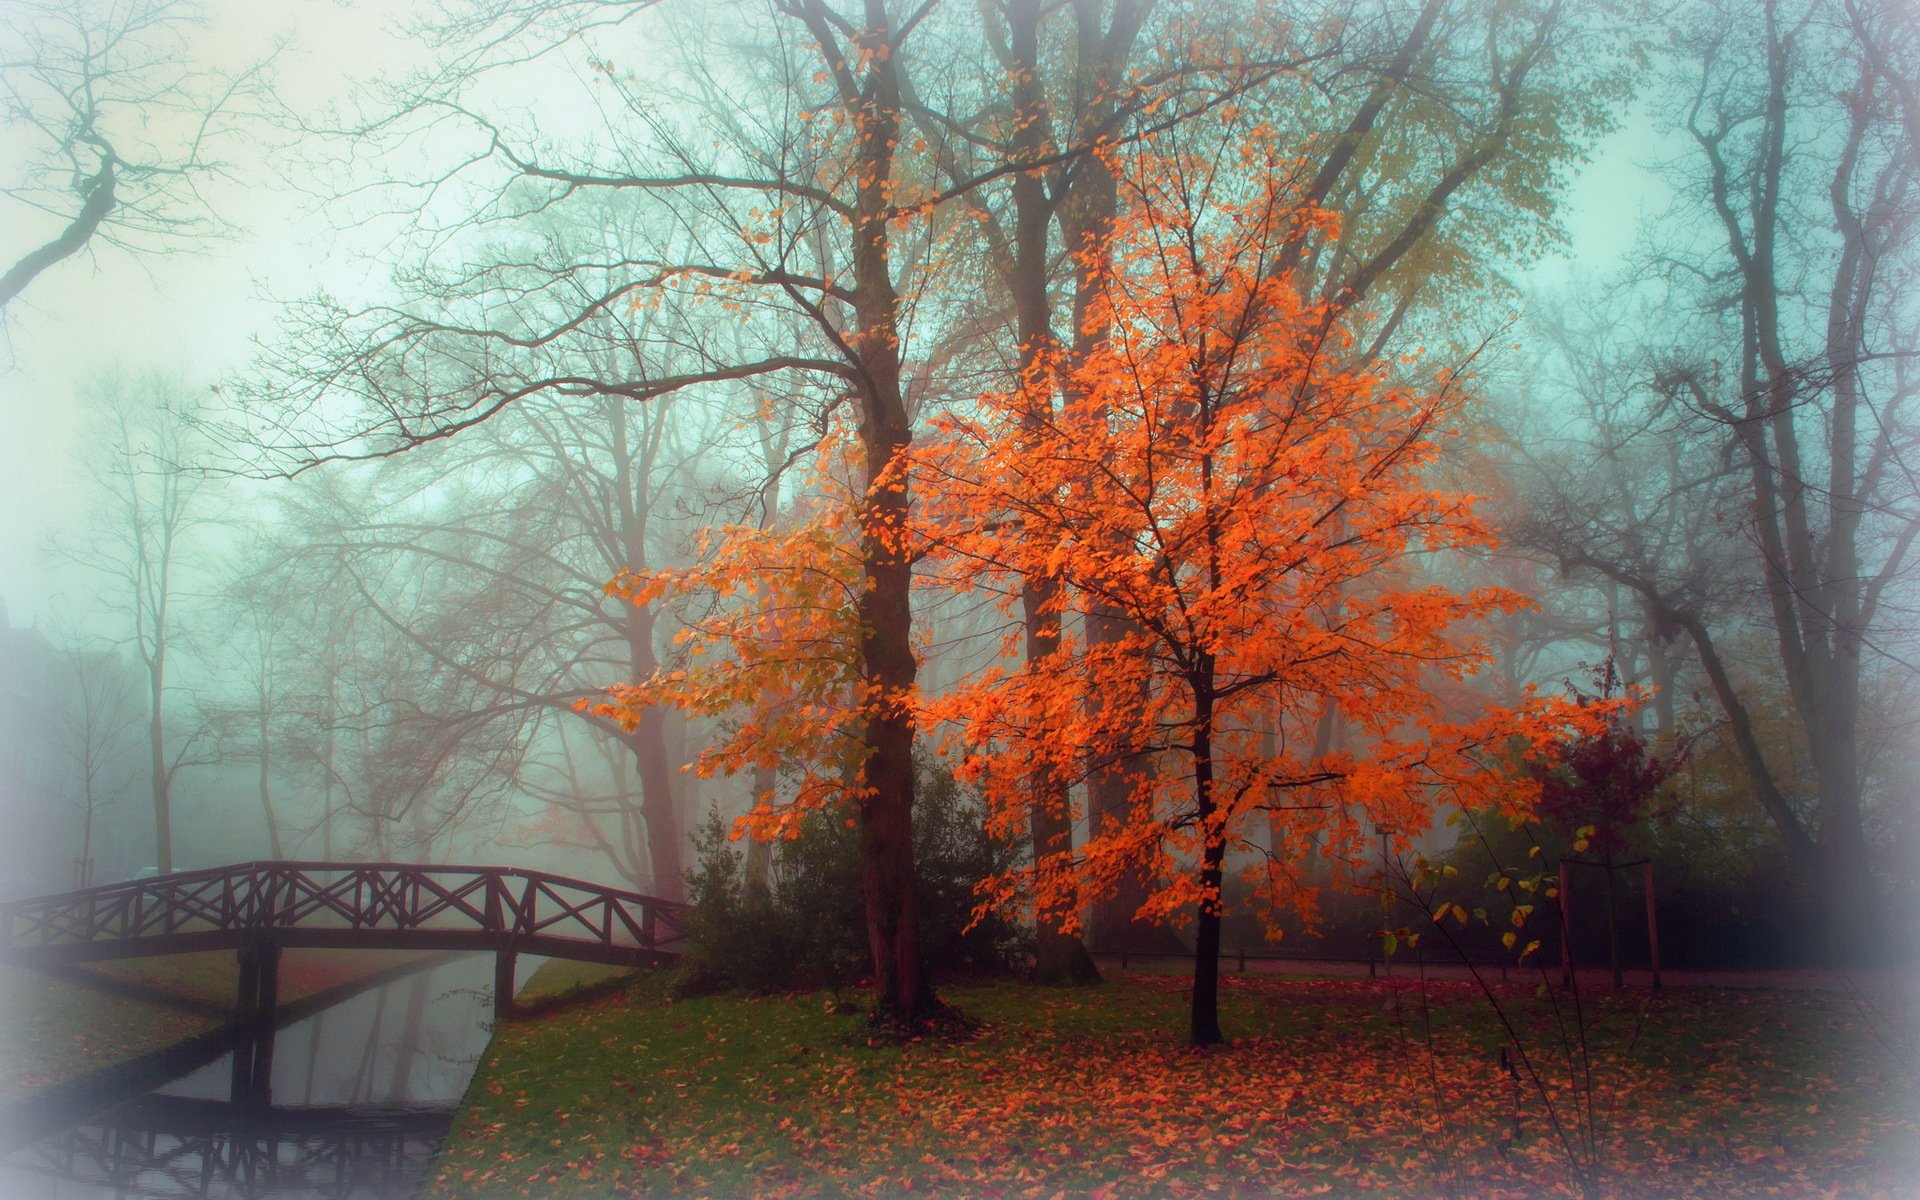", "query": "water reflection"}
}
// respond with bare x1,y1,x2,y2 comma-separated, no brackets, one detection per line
16,1102,453,1200
3,955,498,1199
